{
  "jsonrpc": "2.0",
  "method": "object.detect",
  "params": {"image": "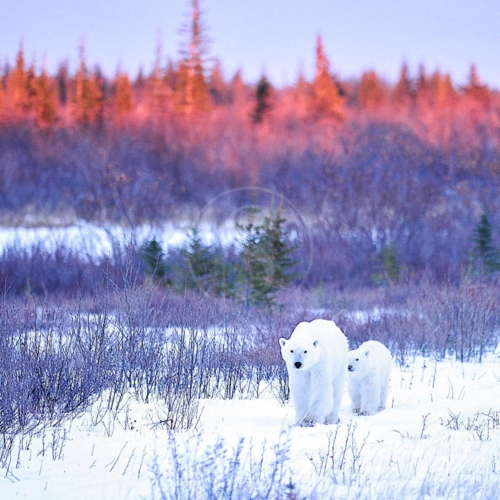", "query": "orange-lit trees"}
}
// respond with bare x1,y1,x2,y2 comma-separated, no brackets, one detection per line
391,62,413,109
0,79,4,120
111,72,134,124
465,64,491,107
72,43,103,126
208,60,228,105
309,36,344,120
357,70,387,110
6,46,30,118
32,67,58,127
429,72,456,109
145,41,171,119
176,0,210,113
